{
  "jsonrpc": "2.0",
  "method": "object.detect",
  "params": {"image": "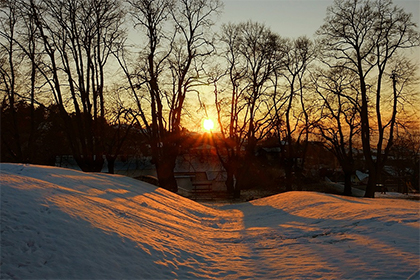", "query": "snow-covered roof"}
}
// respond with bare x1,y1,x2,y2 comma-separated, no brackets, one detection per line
174,153,225,173
355,170,369,181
